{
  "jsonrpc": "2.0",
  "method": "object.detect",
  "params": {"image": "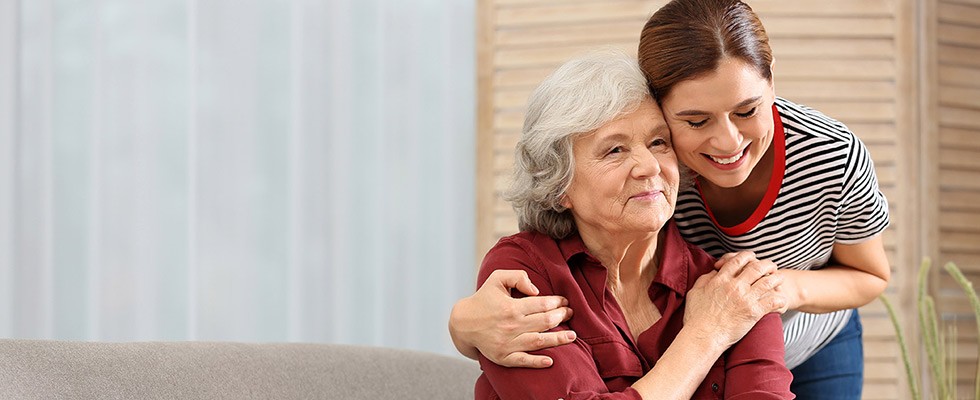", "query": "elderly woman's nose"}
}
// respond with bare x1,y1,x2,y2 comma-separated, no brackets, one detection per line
711,119,744,153
631,148,661,177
